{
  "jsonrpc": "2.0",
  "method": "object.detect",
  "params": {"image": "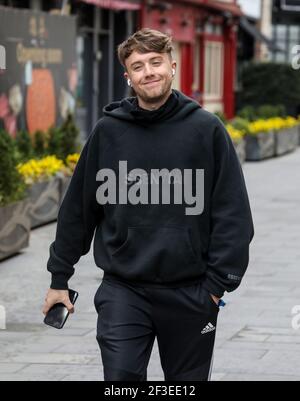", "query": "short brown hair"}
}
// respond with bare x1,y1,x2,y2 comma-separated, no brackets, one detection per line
117,28,173,69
